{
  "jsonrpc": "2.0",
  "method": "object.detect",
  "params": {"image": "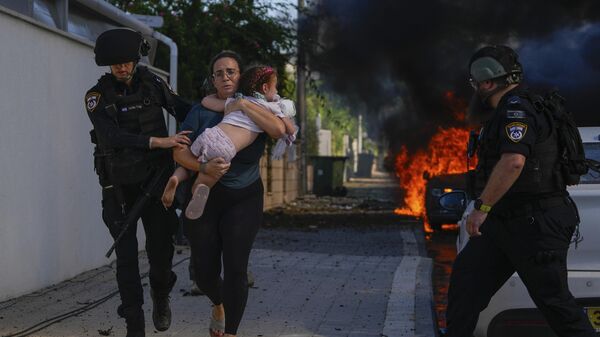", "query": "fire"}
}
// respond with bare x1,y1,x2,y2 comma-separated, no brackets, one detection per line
394,127,470,216
394,91,474,230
